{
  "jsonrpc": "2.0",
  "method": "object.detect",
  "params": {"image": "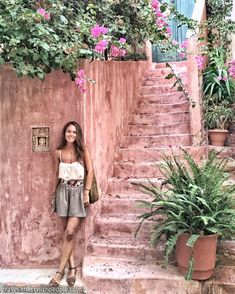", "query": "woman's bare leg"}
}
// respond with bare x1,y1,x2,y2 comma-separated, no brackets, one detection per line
61,217,76,278
51,217,80,284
